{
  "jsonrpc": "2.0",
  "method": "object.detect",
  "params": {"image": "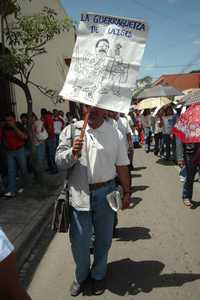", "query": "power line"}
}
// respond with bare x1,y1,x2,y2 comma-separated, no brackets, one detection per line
179,52,200,73
141,63,200,69
132,0,200,29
